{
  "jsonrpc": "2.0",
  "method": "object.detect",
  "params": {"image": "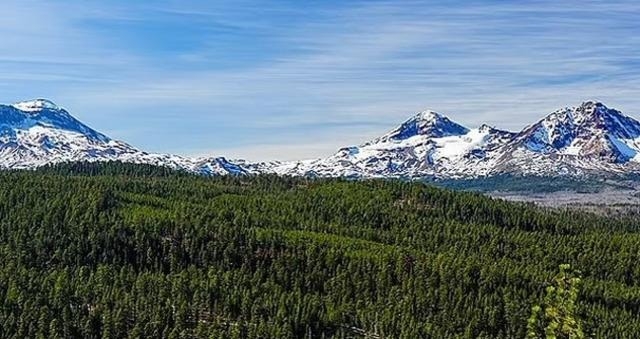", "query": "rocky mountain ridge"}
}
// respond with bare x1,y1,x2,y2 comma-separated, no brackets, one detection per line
1,98,639,179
